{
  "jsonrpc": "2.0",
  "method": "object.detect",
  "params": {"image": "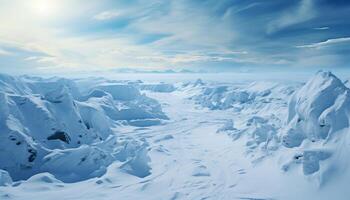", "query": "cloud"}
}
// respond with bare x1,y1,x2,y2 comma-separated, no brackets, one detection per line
313,27,329,30
93,10,122,20
267,0,316,33
297,37,350,48
223,2,262,19
0,48,13,56
0,0,350,74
